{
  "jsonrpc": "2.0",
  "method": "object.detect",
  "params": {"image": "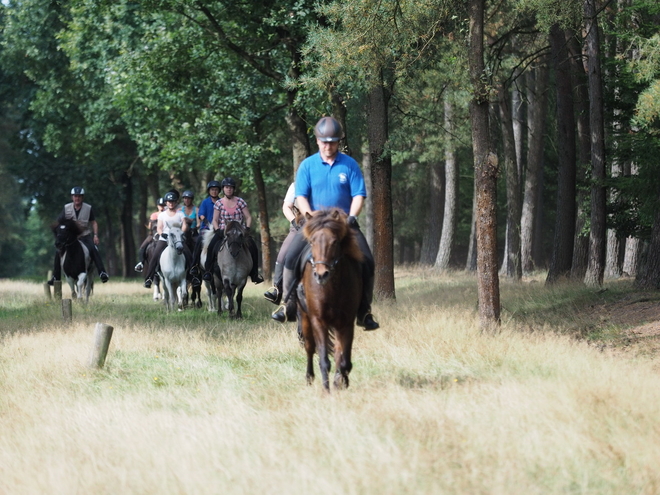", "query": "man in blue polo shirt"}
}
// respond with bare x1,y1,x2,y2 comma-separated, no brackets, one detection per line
189,180,221,283
271,116,379,330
